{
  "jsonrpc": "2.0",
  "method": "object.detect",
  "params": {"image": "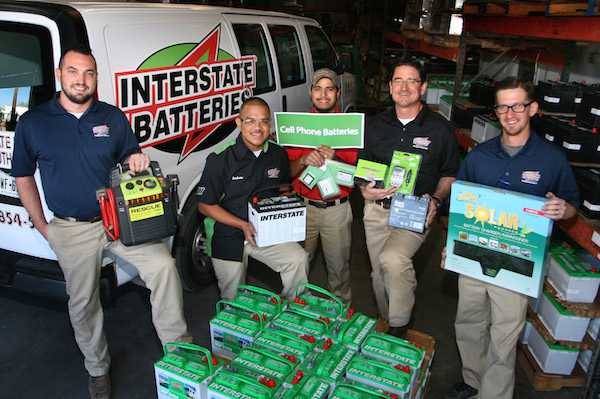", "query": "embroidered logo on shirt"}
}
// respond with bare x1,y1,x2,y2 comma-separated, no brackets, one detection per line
196,186,206,196
232,176,244,181
521,171,541,185
412,137,431,150
267,168,280,178
93,125,110,138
